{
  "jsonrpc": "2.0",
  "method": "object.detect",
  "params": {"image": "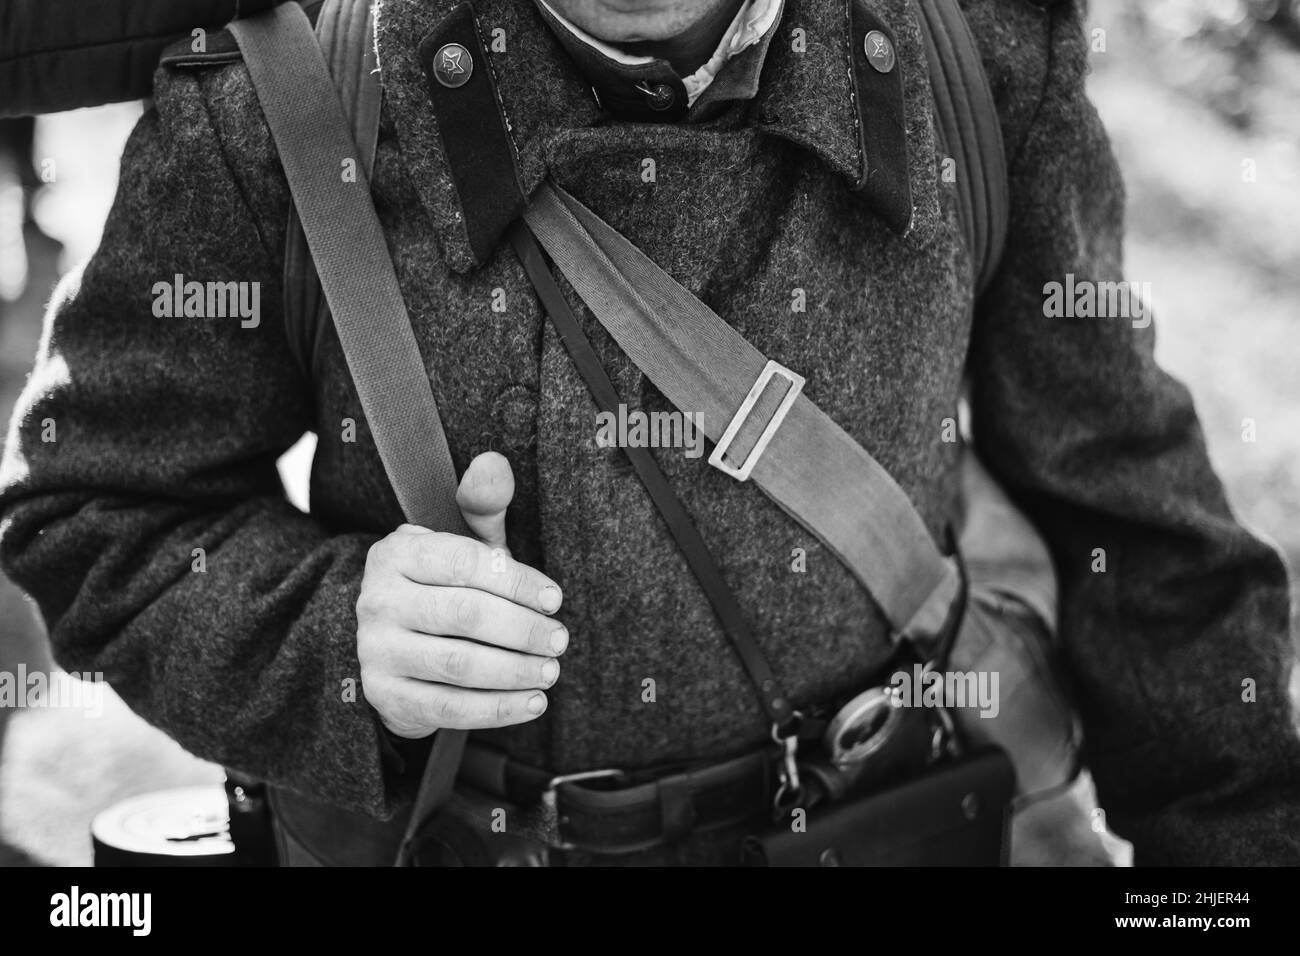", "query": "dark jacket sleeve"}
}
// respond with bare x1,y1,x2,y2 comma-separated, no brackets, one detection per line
0,62,406,818
969,1,1300,864
0,0,281,116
